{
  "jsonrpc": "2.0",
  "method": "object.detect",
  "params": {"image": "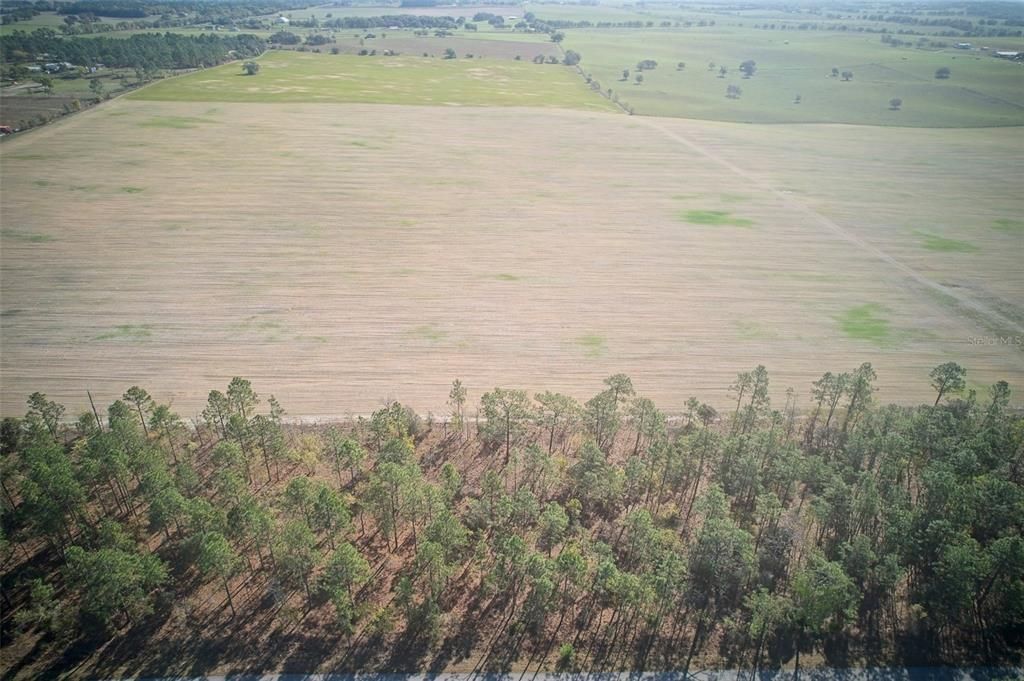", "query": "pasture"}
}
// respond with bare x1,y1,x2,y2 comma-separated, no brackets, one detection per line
562,28,1024,125
2,93,1021,418
131,50,614,109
